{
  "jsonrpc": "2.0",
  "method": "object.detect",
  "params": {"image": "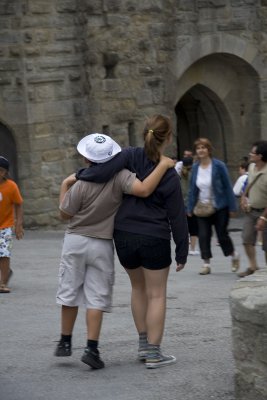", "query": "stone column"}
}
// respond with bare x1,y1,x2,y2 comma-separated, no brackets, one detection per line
230,268,267,400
